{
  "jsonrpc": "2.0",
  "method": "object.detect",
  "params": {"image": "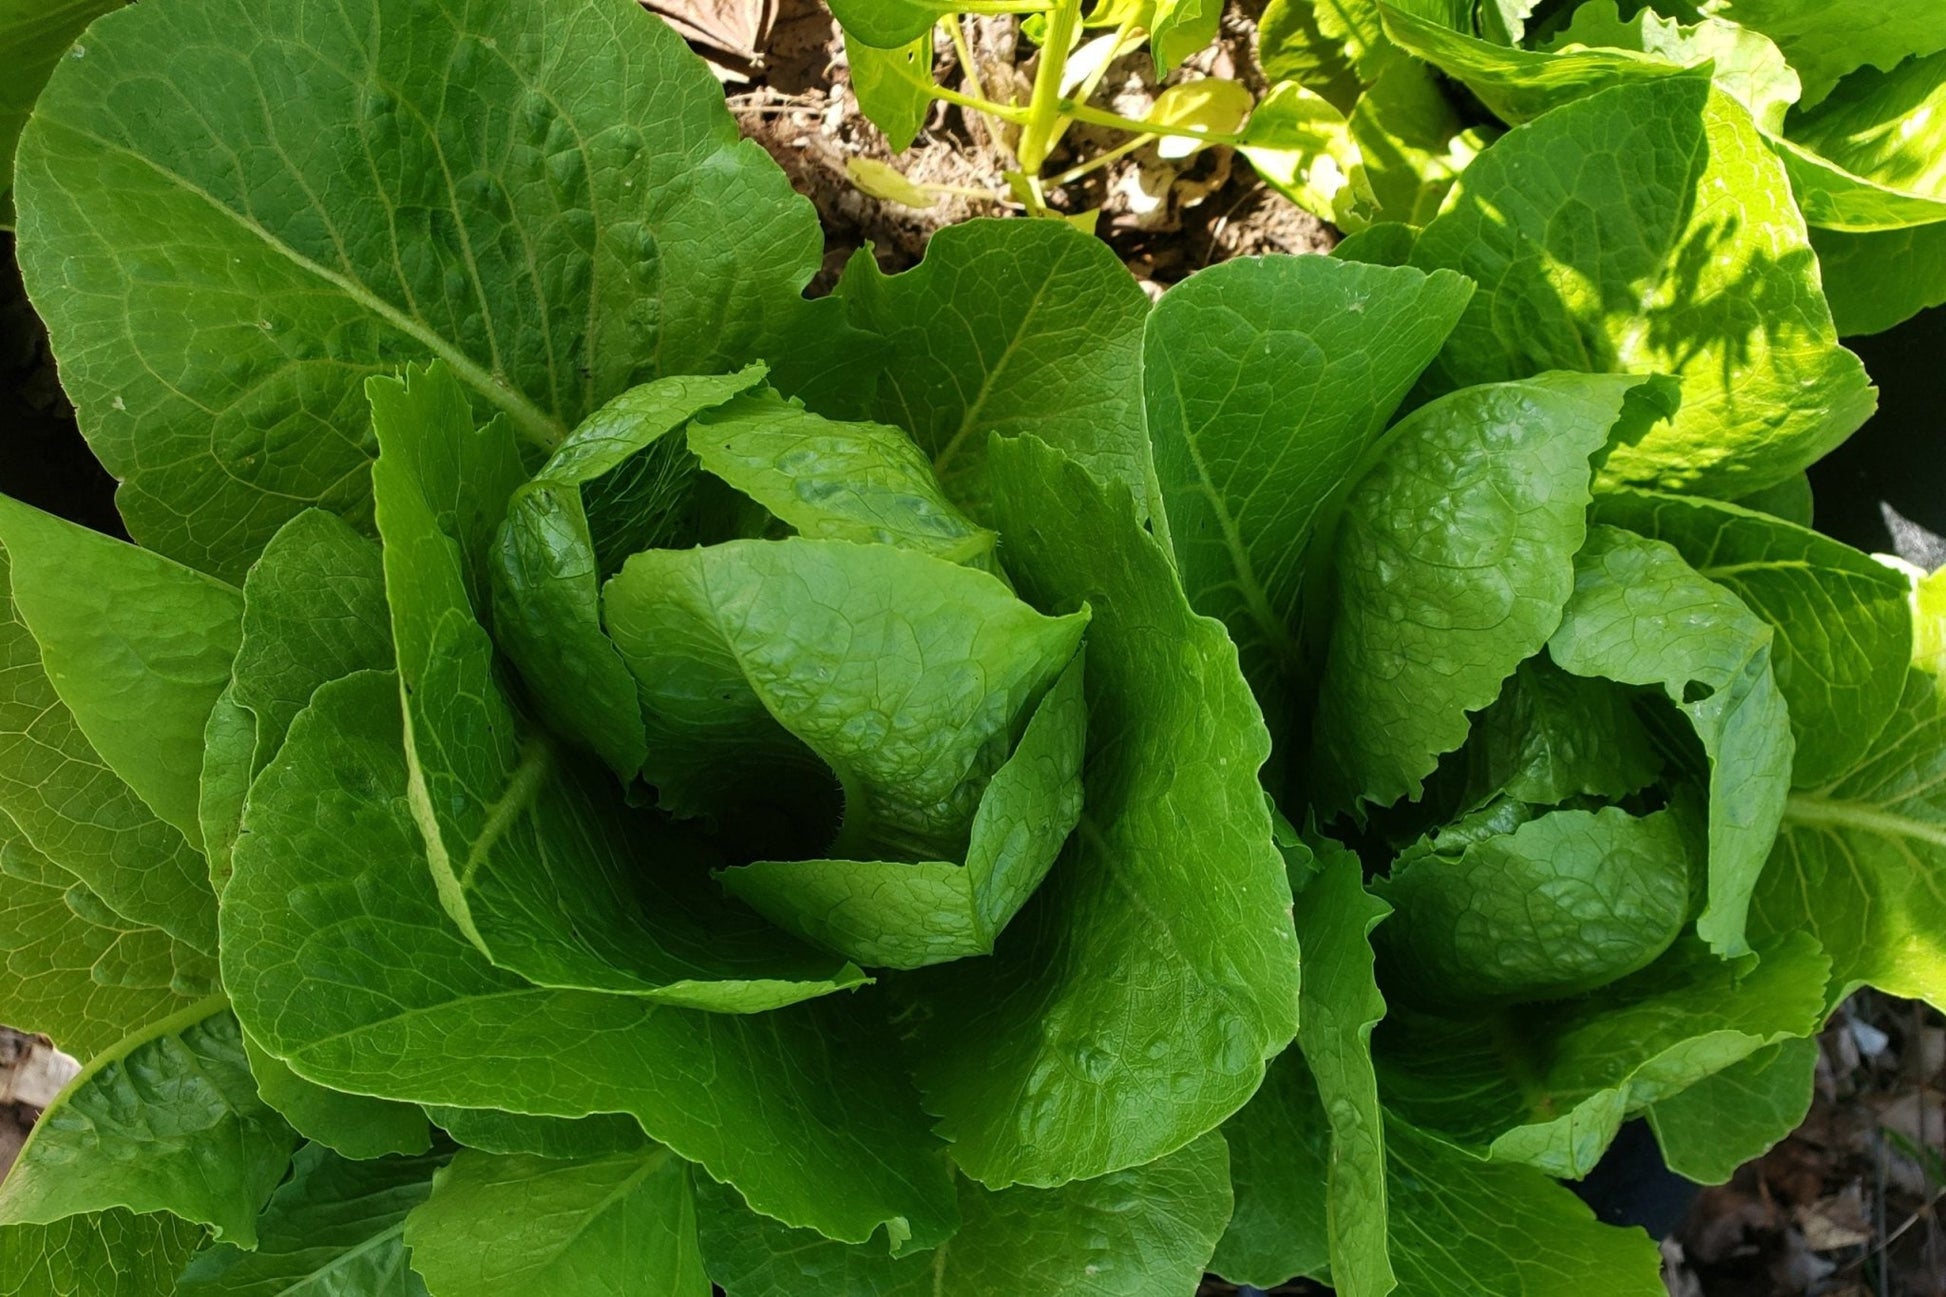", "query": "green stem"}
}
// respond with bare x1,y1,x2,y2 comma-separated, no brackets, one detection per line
1044,131,1150,186
957,0,1057,12
1018,0,1084,171
1060,98,1243,145
1045,13,1143,158
946,15,987,105
928,80,1032,124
